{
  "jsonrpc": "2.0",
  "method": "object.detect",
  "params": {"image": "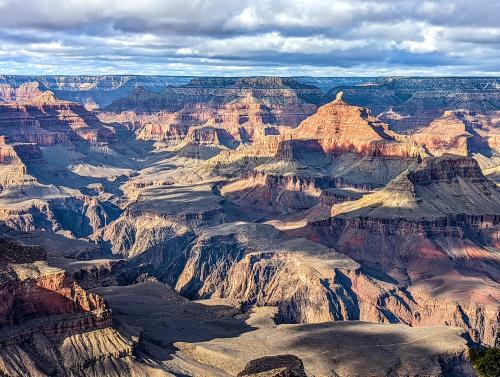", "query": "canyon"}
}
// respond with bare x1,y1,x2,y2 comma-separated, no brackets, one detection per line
0,75,498,376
